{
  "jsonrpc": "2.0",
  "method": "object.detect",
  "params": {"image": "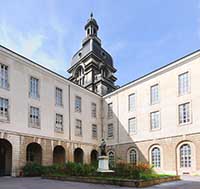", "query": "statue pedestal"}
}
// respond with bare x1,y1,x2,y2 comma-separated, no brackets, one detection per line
97,156,114,172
